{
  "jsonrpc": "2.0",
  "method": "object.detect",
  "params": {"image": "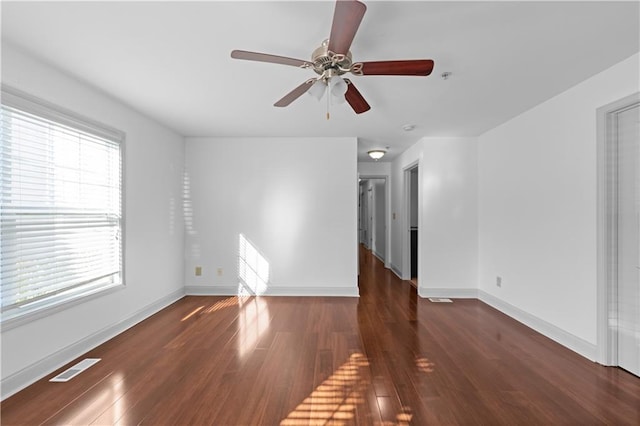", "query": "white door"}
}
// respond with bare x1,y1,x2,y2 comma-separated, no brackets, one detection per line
618,103,640,376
